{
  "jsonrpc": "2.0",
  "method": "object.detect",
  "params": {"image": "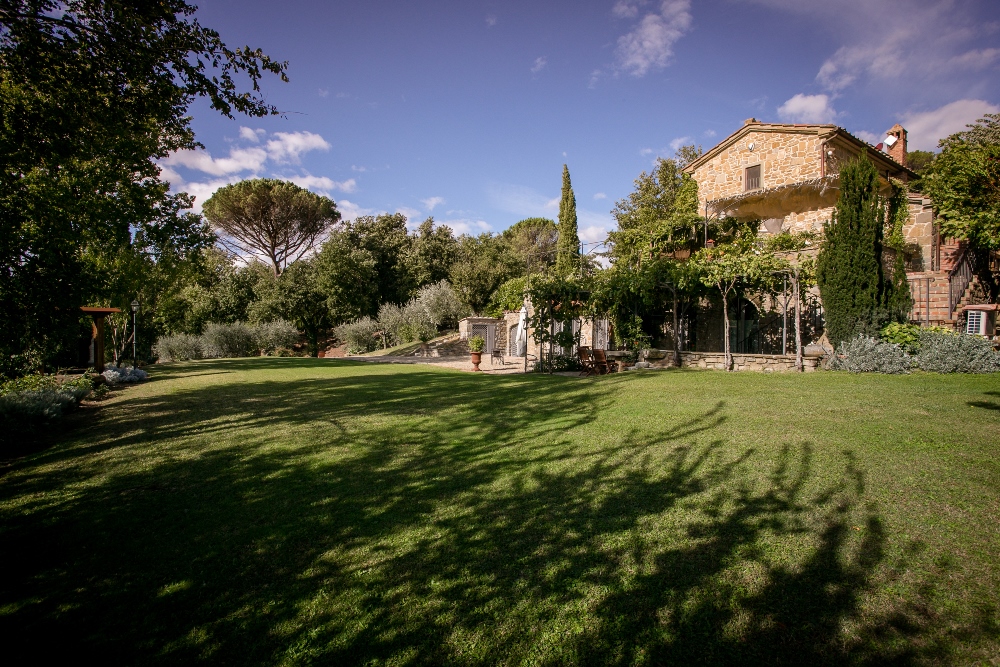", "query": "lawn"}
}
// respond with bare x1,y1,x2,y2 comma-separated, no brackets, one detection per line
2,359,999,665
